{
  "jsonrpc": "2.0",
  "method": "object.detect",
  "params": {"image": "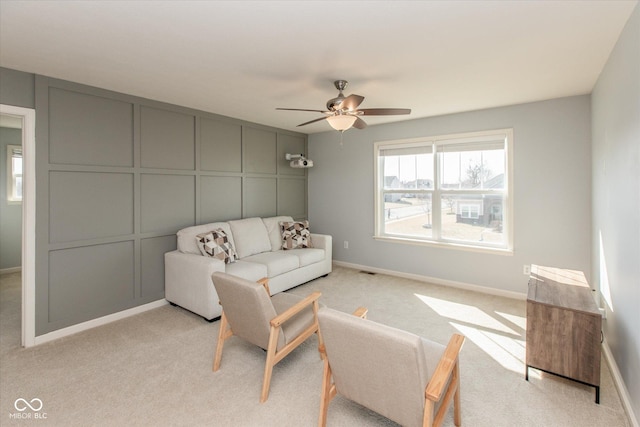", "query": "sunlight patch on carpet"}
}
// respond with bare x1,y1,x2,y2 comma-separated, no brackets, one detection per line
450,322,534,376
415,293,535,376
415,294,519,335
494,311,527,330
